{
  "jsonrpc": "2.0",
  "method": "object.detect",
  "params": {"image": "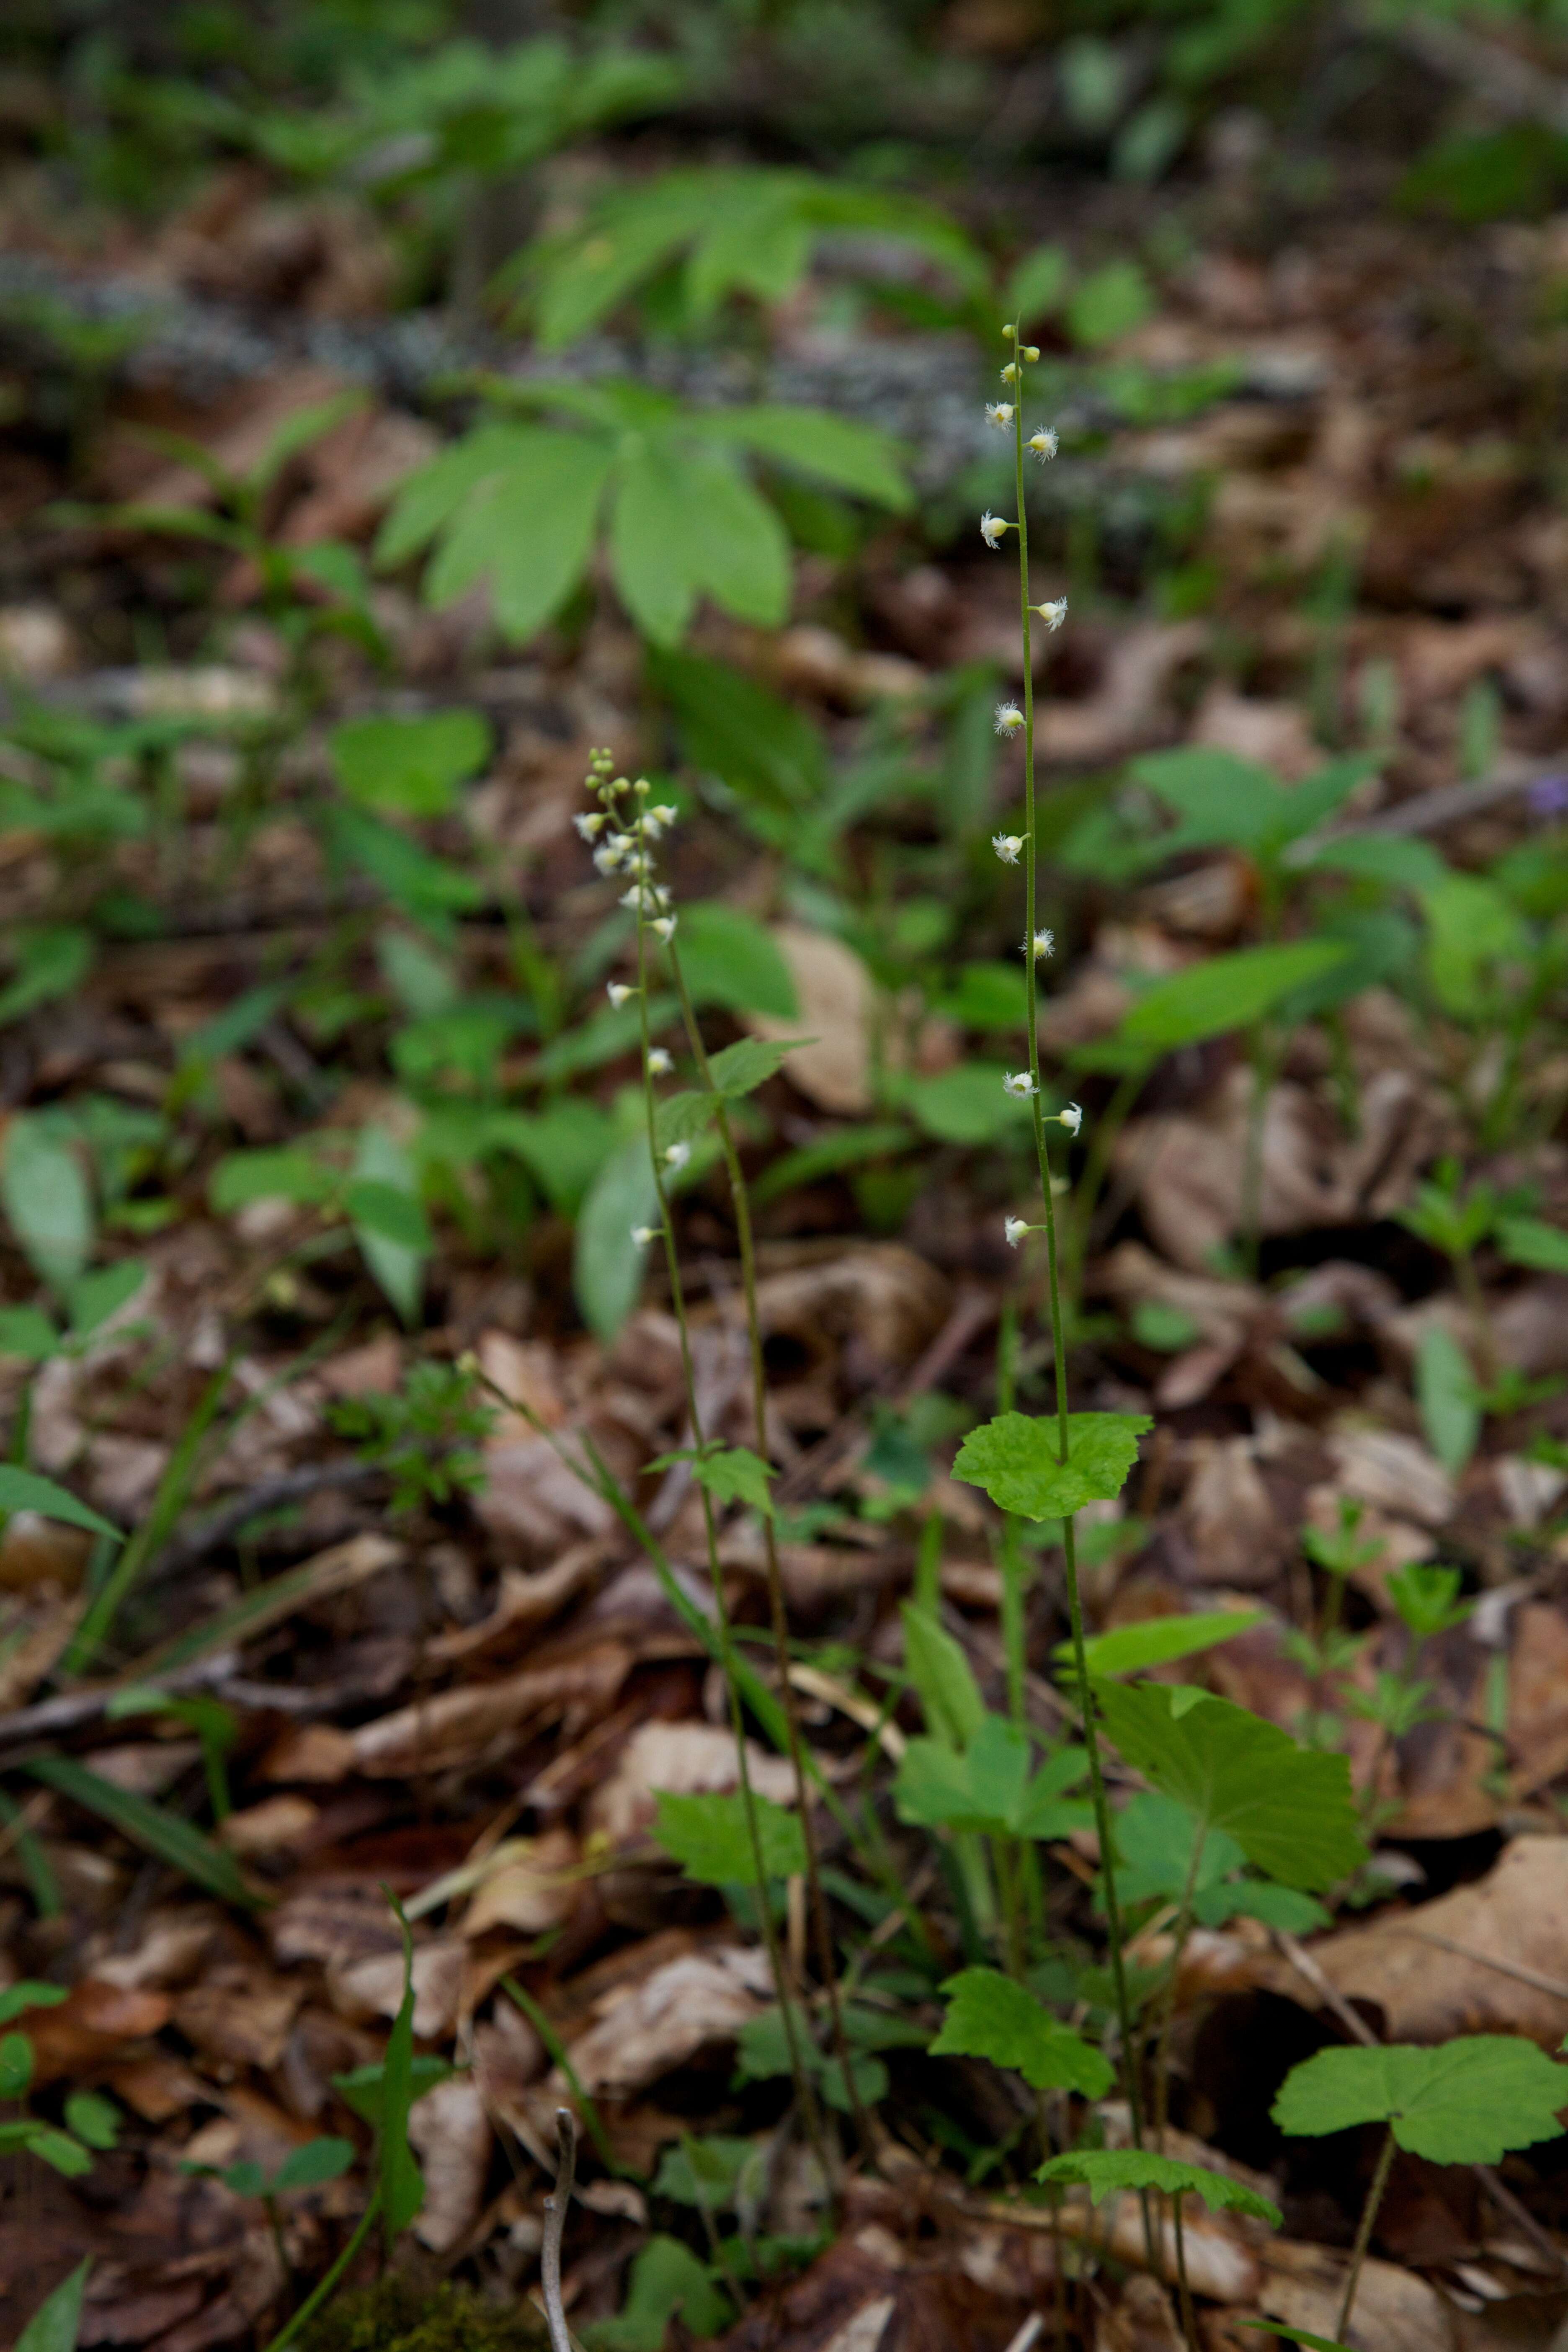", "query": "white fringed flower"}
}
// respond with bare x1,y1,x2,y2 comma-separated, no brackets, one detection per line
631,1225,658,1246
665,1141,691,1171
986,401,1015,430
1004,1215,1030,1247
991,833,1024,864
1054,1102,1083,1137
1028,427,1059,462
574,811,607,841
647,1048,673,1075
1029,928,1055,959
980,511,1008,549
1034,598,1068,632
651,914,677,943
1003,1070,1035,1099
994,701,1024,735
607,982,635,1008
